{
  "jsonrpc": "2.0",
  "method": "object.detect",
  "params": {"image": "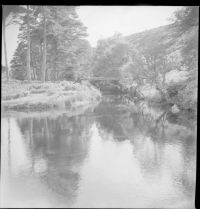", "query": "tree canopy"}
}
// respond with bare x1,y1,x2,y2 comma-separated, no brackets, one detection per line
10,6,91,81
